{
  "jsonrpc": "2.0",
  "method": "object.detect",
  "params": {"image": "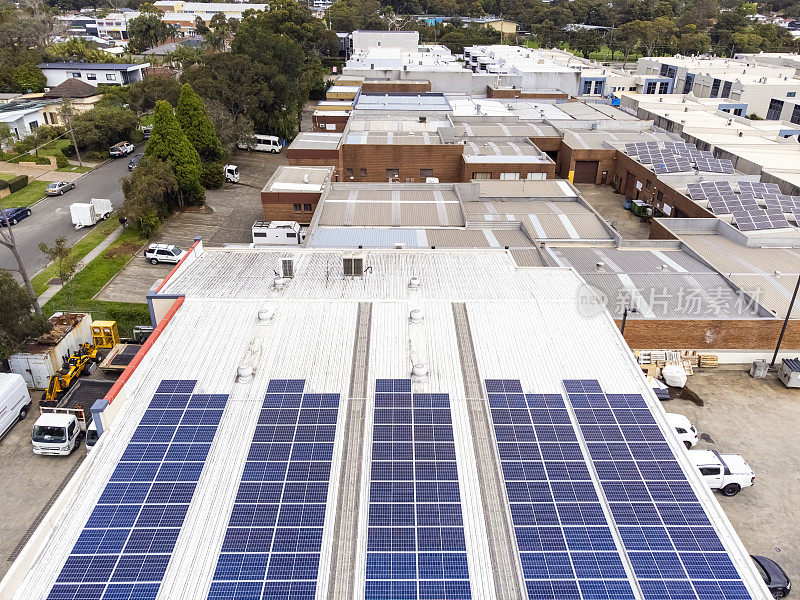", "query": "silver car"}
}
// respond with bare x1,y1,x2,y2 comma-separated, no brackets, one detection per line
45,181,76,196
